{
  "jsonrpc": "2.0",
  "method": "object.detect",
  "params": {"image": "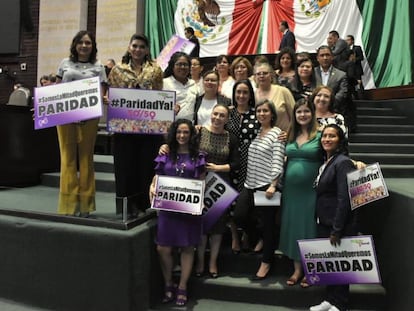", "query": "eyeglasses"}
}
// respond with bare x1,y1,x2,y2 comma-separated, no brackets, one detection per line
255,71,270,76
191,63,201,67
175,62,190,68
